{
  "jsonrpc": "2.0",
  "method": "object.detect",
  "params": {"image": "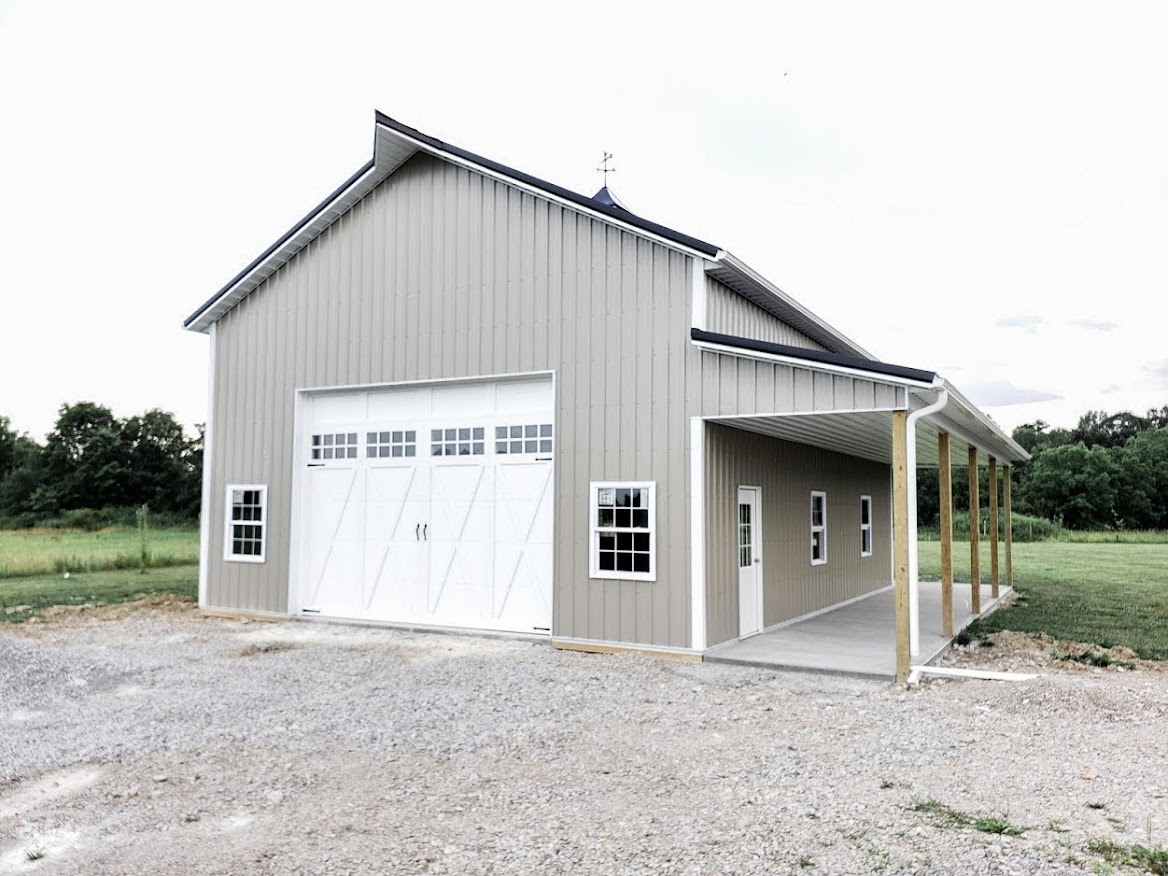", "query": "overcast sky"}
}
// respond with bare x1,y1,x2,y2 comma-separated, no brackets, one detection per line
2,1,1166,441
